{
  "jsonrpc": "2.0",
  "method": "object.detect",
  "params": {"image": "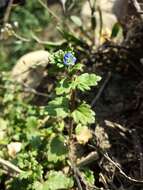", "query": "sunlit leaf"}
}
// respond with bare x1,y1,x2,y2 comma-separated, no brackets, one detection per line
71,15,82,27
0,118,7,130
56,78,71,95
33,181,43,190
26,116,38,128
74,73,101,91
72,103,95,125
82,168,95,185
42,171,74,190
75,124,92,144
